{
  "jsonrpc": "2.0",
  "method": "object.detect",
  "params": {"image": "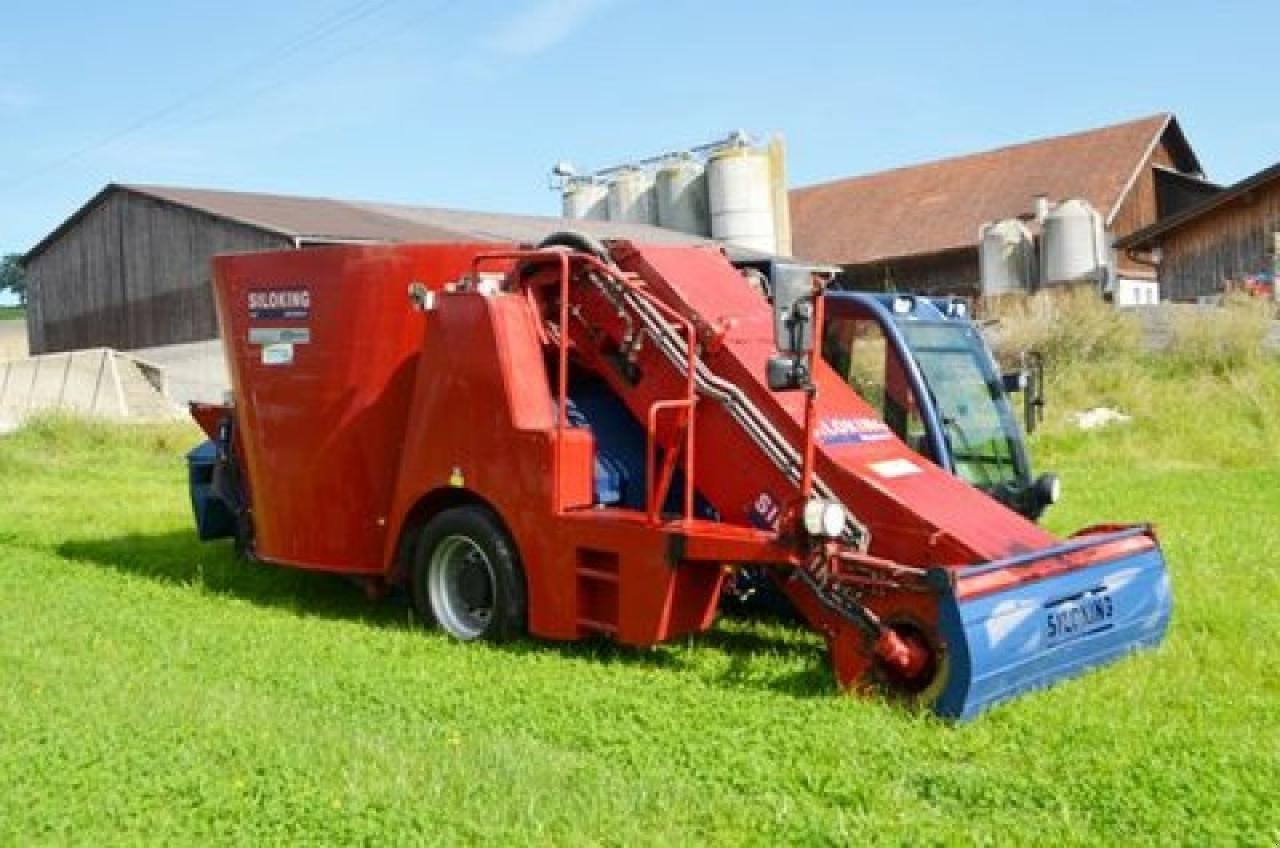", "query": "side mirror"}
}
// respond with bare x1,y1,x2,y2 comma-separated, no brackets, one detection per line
766,354,809,392
772,264,816,355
